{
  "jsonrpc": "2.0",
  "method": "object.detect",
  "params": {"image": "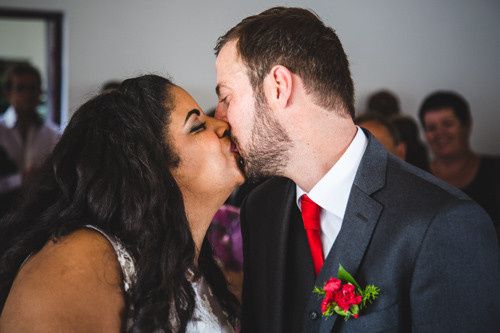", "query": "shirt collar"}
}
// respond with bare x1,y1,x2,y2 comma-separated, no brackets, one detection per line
0,106,44,129
296,127,367,219
1,106,17,129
